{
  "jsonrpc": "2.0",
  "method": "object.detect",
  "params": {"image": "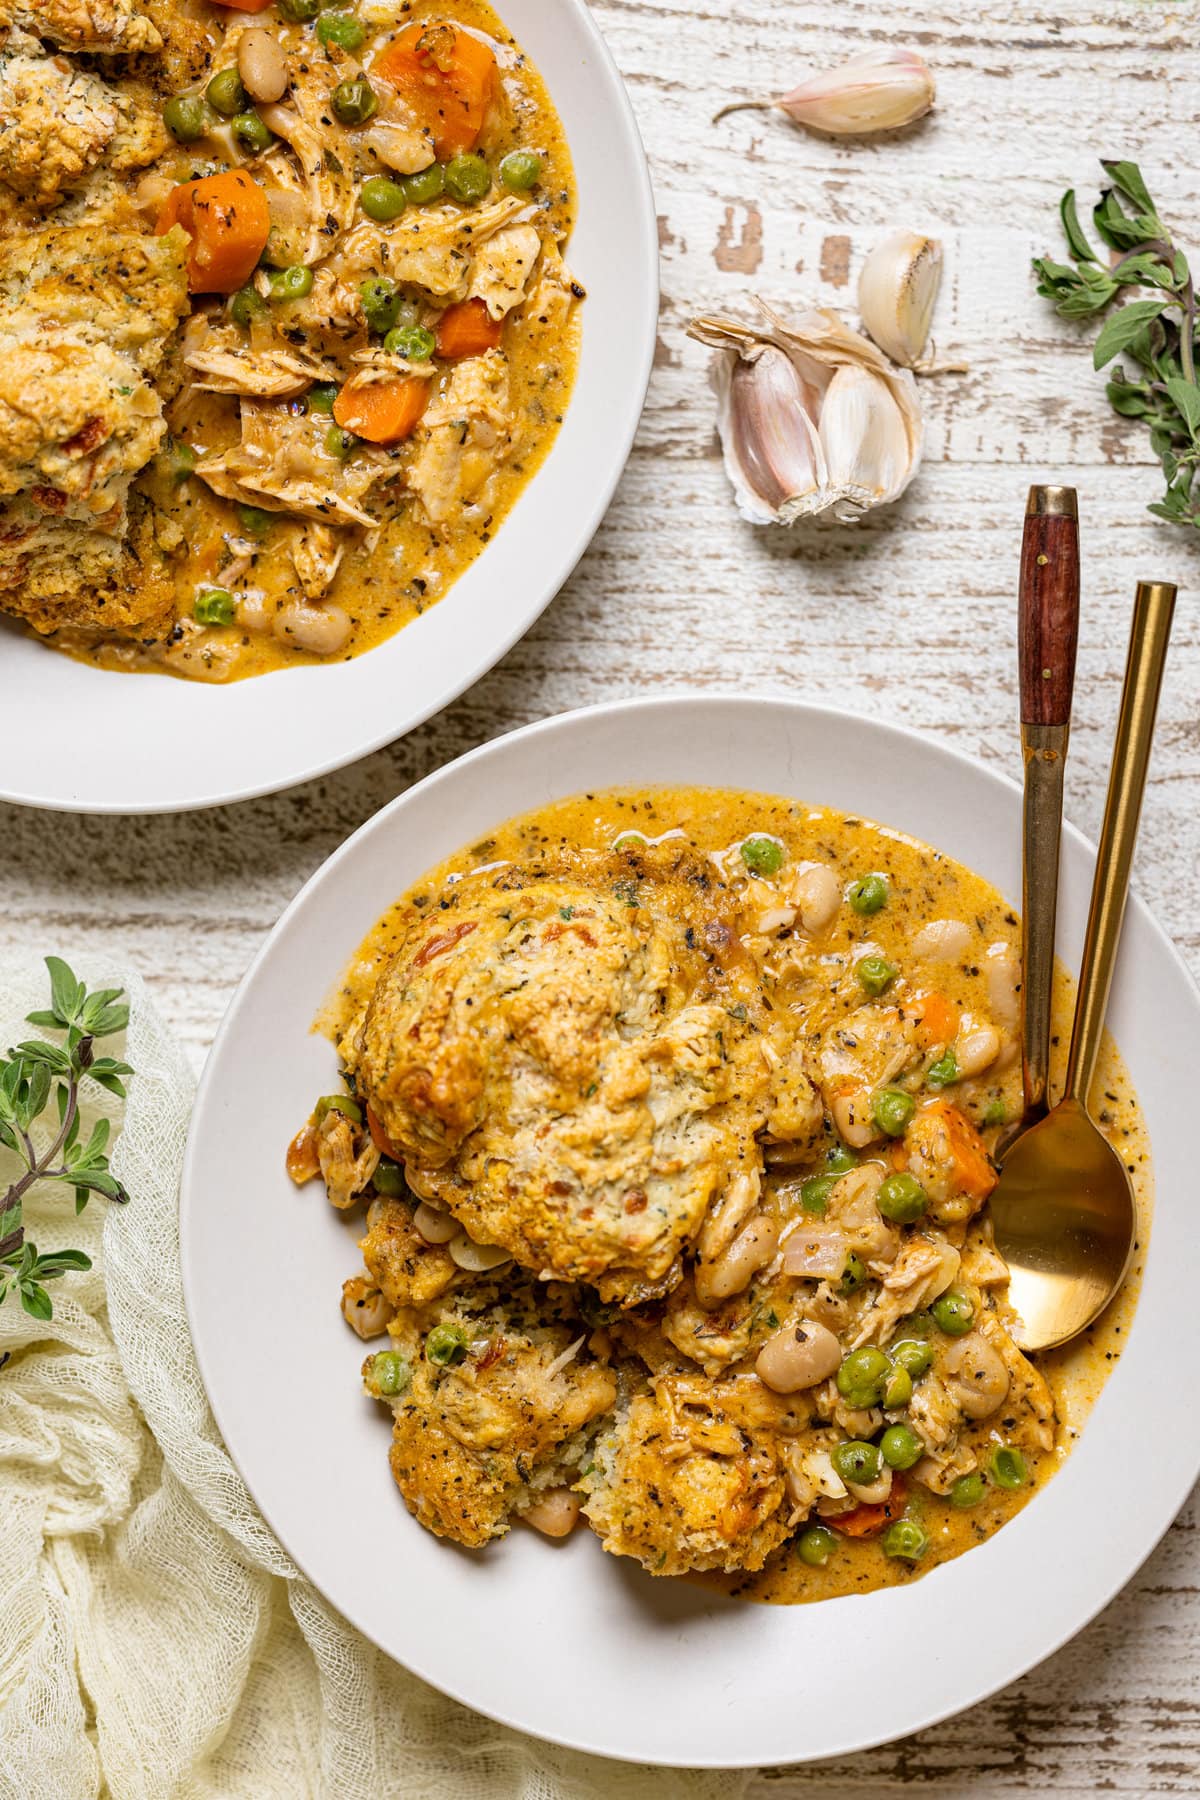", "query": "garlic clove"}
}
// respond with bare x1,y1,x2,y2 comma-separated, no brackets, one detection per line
818,364,912,511
689,298,924,526
723,347,825,524
858,230,943,368
777,48,935,136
